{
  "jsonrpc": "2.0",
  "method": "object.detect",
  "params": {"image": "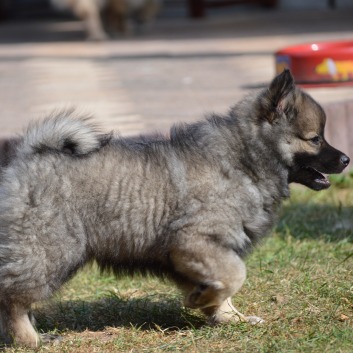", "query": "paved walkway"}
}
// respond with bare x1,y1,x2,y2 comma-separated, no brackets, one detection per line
0,8,353,143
